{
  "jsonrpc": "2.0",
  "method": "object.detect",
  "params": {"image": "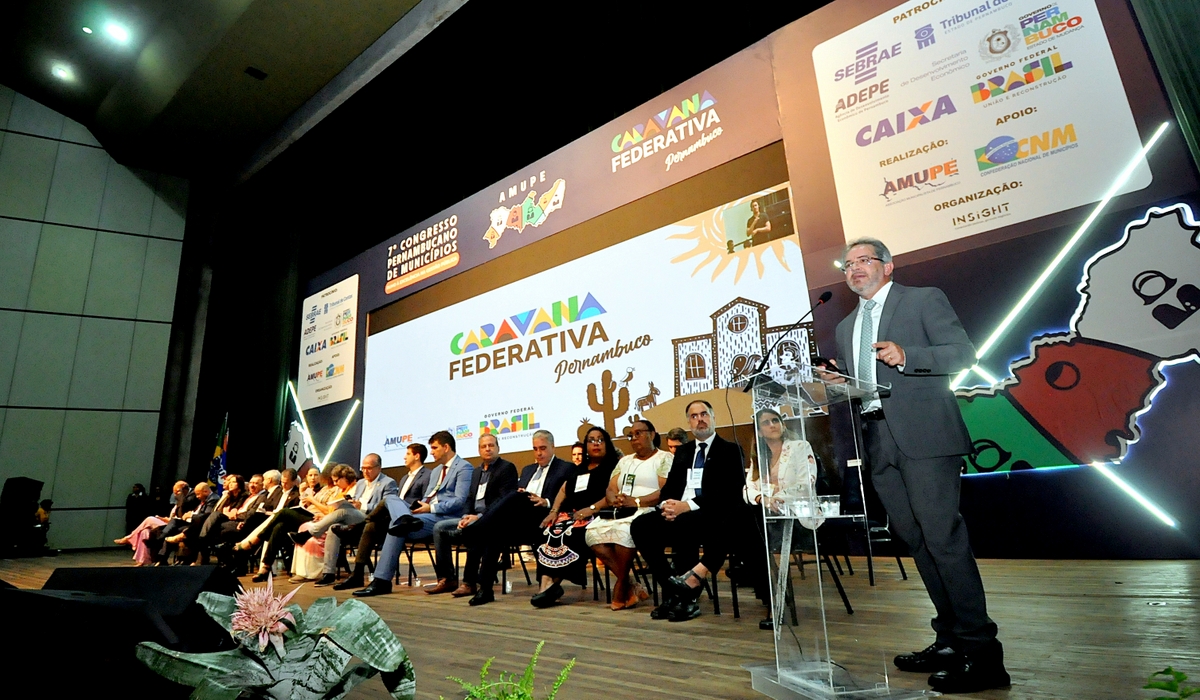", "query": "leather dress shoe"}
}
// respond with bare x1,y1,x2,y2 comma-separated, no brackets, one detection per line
424,578,458,594
650,596,677,620
251,570,270,583
313,573,337,587
333,574,364,591
759,618,774,631
451,582,477,598
352,579,392,597
668,600,701,622
388,515,423,537
530,582,564,608
288,531,312,546
928,642,1010,694
469,587,495,606
894,642,962,672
